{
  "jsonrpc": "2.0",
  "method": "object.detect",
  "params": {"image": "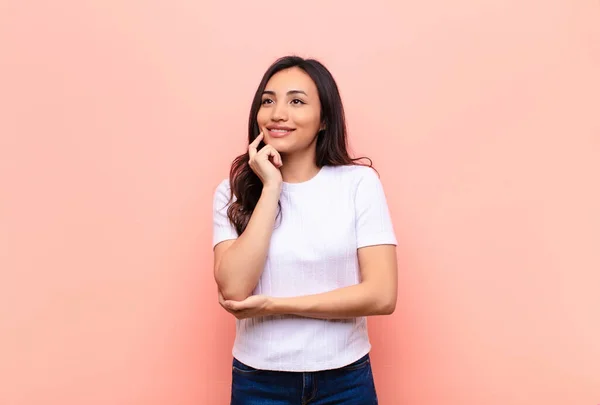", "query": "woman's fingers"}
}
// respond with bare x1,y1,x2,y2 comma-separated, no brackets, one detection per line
248,132,264,159
218,290,226,306
247,138,284,186
260,145,283,168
